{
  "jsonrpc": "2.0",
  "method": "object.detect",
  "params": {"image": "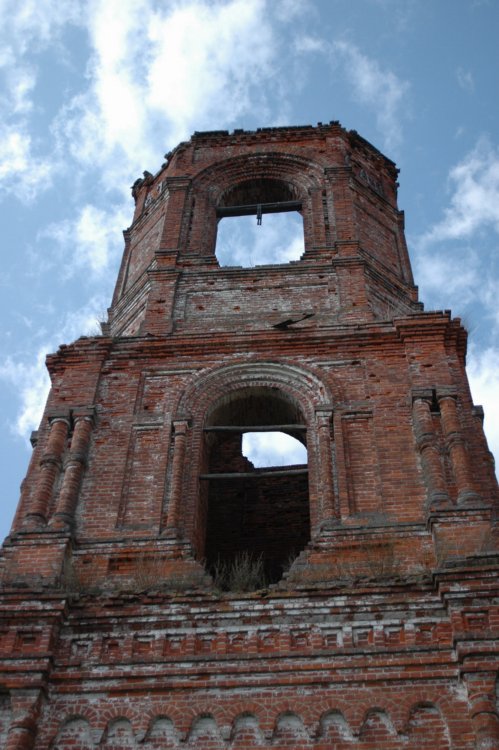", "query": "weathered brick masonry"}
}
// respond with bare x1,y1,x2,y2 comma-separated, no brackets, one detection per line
1,122,498,749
